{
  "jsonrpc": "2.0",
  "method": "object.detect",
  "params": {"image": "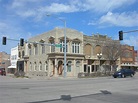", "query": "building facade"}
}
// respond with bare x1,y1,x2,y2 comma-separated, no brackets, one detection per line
23,28,85,78
18,28,136,78
8,46,19,74
120,45,135,70
0,52,10,73
83,34,120,73
134,50,138,70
